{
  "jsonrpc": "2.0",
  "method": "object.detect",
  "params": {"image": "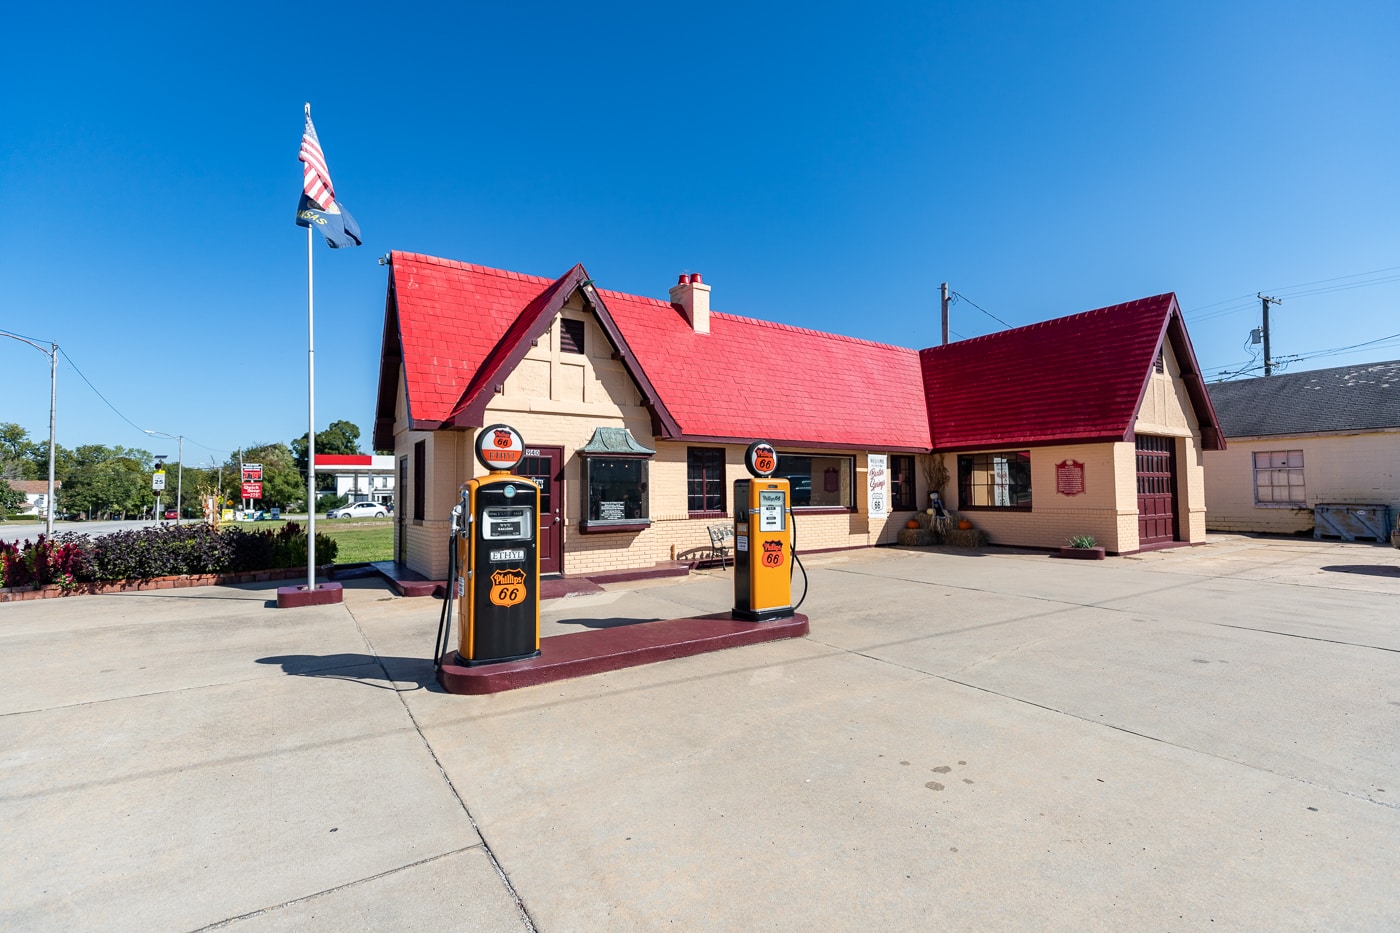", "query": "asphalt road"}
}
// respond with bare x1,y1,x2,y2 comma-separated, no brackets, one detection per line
0,515,317,547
